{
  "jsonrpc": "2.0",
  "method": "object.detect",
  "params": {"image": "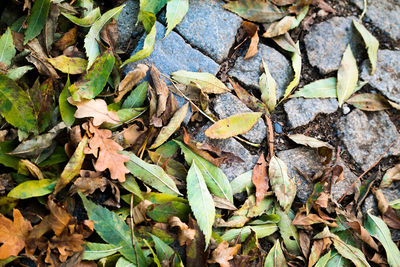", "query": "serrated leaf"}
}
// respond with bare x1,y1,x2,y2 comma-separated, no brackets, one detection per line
69,50,115,101
365,213,400,267
260,60,277,112
346,93,391,111
84,5,124,69
290,77,337,98
171,70,230,94
0,28,16,66
204,112,262,139
121,22,156,67
283,42,301,100
165,0,189,37
187,162,215,248
80,193,137,264
337,45,358,107
150,103,189,149
332,235,371,267
353,19,378,74
264,240,288,267
288,134,333,149
82,242,120,260
221,224,278,242
47,56,88,75
175,140,233,202
269,156,296,211
0,74,37,133
122,82,149,109
276,206,300,255
59,77,75,127
223,0,285,23
8,179,56,199
24,0,51,44
62,7,101,27
123,151,181,196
